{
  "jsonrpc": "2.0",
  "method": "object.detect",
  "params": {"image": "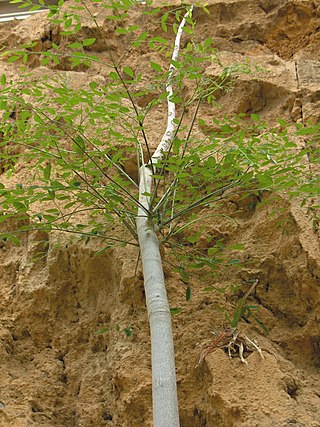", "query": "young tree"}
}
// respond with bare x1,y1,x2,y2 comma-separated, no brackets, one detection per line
0,1,318,425
135,8,194,425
